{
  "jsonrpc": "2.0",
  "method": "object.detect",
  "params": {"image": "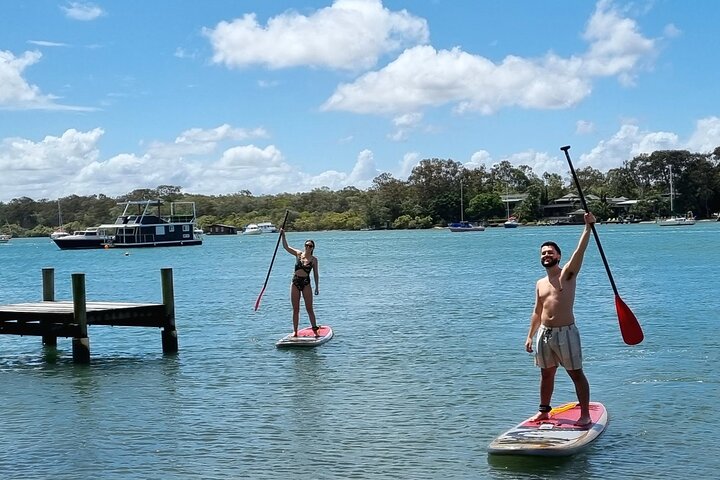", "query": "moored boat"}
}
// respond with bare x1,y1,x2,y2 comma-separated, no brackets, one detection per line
657,166,695,227
50,229,70,240
448,221,485,232
53,199,202,249
449,180,485,232
51,200,70,239
101,200,202,248
503,216,519,228
257,221,277,233
53,228,112,250
243,224,262,235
